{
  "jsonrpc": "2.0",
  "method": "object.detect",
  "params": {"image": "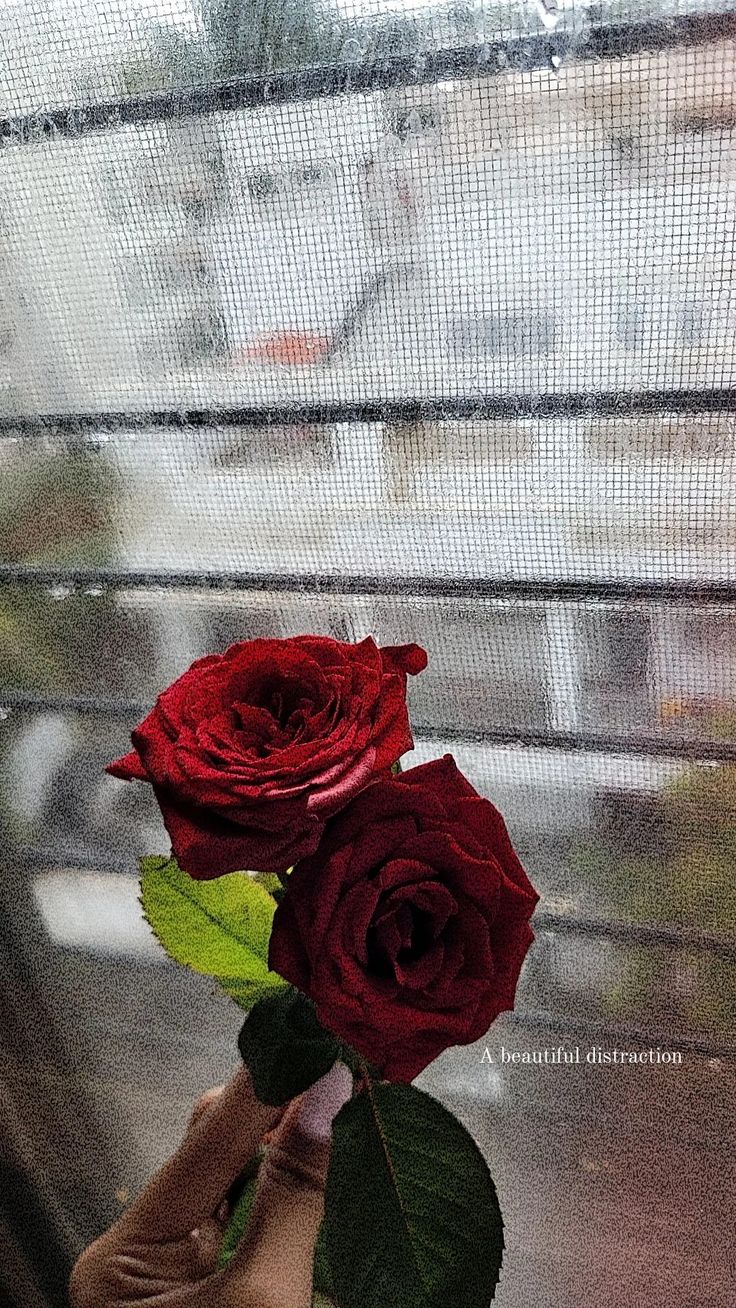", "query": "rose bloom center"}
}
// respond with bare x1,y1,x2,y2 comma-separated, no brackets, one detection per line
365,859,458,985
